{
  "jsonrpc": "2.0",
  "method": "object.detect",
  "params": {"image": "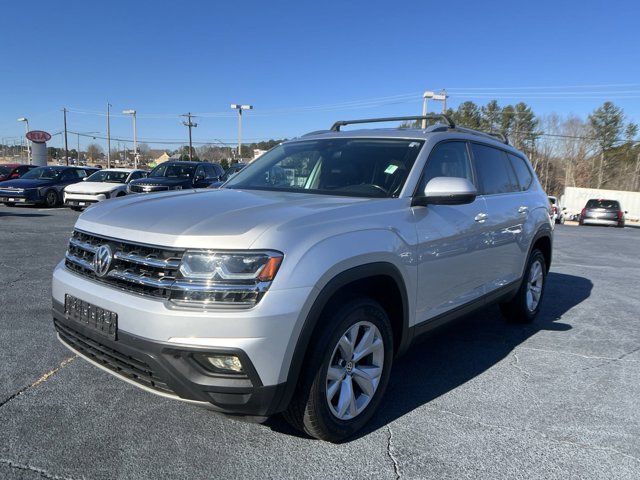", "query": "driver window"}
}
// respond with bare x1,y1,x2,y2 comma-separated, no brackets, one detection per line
418,141,473,192
195,166,205,179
